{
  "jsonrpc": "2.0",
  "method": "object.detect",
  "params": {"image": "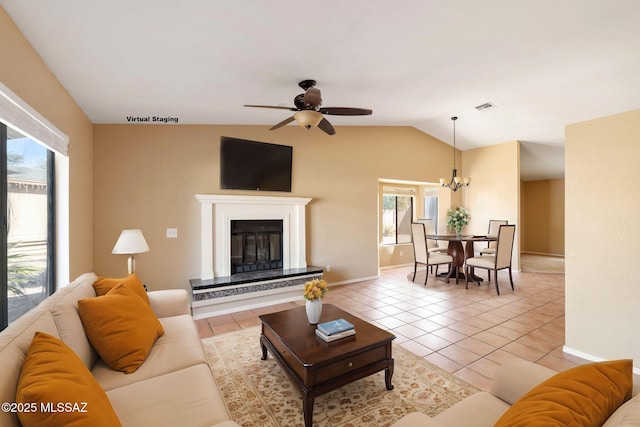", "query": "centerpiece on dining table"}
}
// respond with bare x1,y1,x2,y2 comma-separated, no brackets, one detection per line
446,206,470,238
